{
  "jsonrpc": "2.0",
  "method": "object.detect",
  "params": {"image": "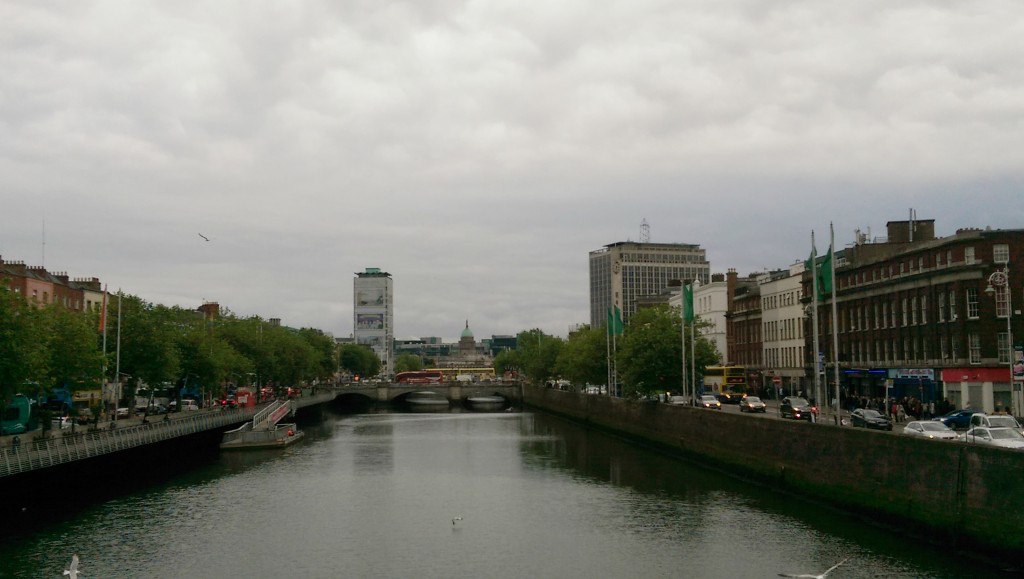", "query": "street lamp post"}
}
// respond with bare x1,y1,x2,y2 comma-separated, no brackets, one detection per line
985,264,1016,417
